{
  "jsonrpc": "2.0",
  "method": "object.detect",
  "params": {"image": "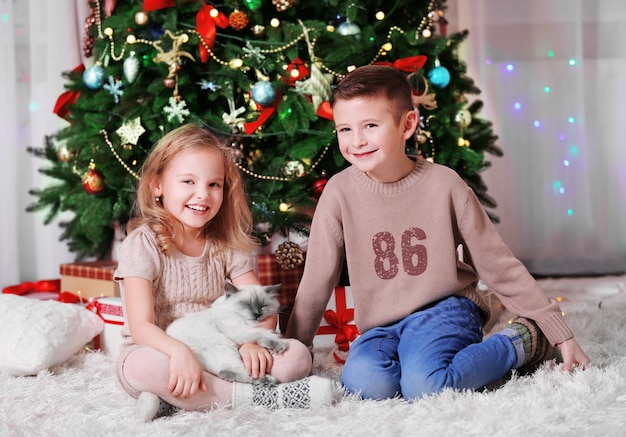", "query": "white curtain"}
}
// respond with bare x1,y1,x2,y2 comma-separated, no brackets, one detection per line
1,0,87,288
451,0,626,269
2,1,625,288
